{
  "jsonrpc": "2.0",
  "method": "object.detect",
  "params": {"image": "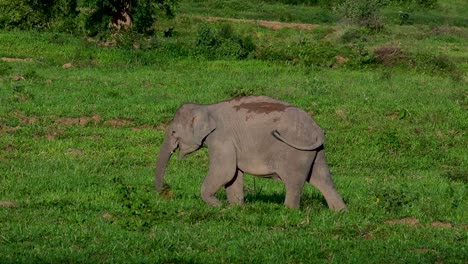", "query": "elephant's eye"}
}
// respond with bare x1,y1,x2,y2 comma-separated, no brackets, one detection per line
171,130,176,135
